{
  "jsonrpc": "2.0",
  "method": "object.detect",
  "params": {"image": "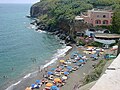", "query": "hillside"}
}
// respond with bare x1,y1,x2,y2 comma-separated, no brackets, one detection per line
30,0,120,43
